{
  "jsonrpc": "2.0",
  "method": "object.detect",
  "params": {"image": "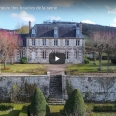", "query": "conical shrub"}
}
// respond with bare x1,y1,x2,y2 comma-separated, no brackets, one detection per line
64,89,86,116
29,87,49,116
